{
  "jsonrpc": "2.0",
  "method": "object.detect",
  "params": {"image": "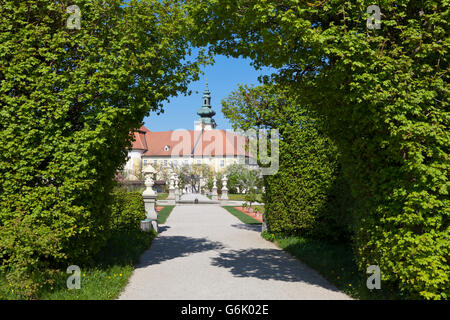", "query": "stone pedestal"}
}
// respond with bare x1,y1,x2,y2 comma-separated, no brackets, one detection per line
142,165,158,232
174,187,179,201
211,177,218,201
174,178,180,202
143,194,157,217
167,176,175,200
261,214,268,233
143,193,158,232
221,175,228,200
221,188,228,200
140,218,152,232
